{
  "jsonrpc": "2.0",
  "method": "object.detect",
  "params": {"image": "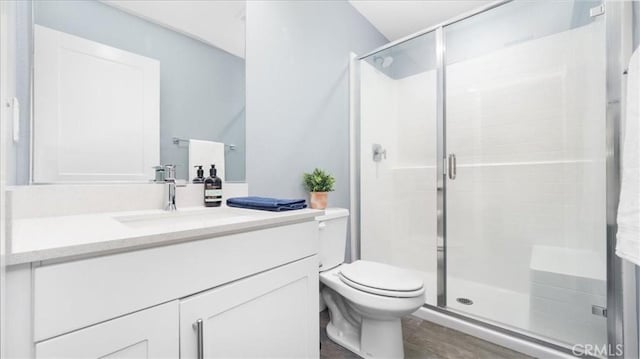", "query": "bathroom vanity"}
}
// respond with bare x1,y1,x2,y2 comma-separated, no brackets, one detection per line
5,201,322,358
